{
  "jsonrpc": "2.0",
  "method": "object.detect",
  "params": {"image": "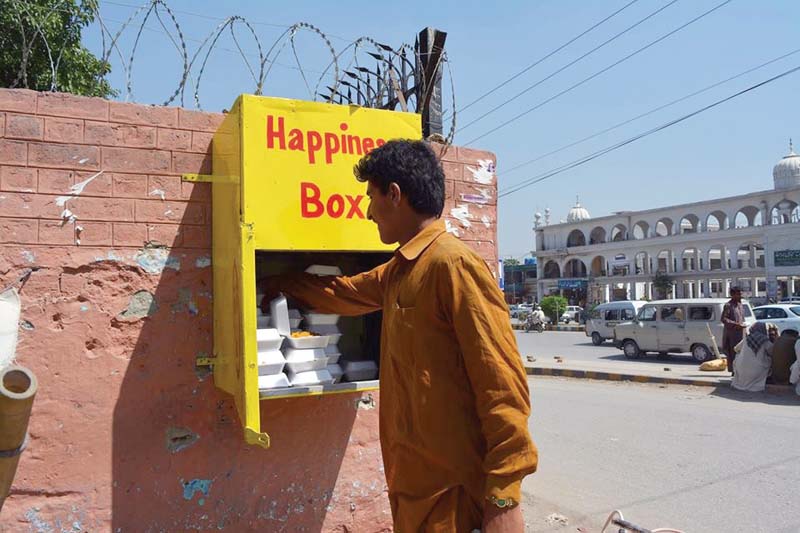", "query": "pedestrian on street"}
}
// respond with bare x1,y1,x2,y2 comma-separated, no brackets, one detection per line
732,322,774,392
261,140,538,532
770,329,798,385
721,286,747,373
